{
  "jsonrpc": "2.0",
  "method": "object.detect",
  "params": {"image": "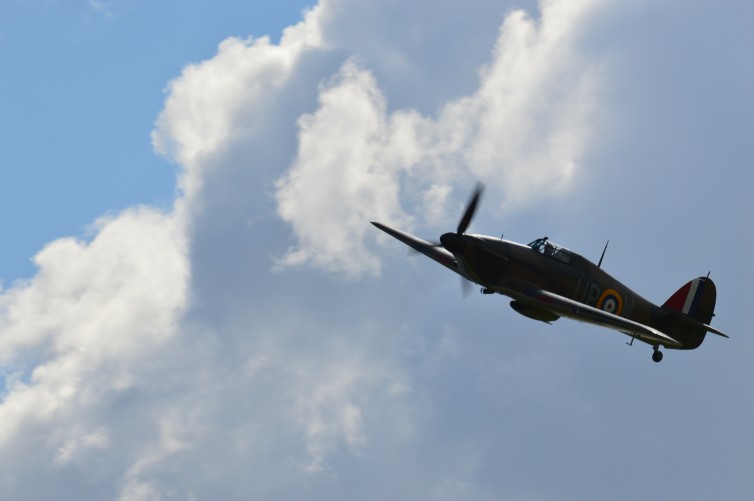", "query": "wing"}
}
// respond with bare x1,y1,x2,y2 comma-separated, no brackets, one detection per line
371,221,471,280
498,279,683,348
